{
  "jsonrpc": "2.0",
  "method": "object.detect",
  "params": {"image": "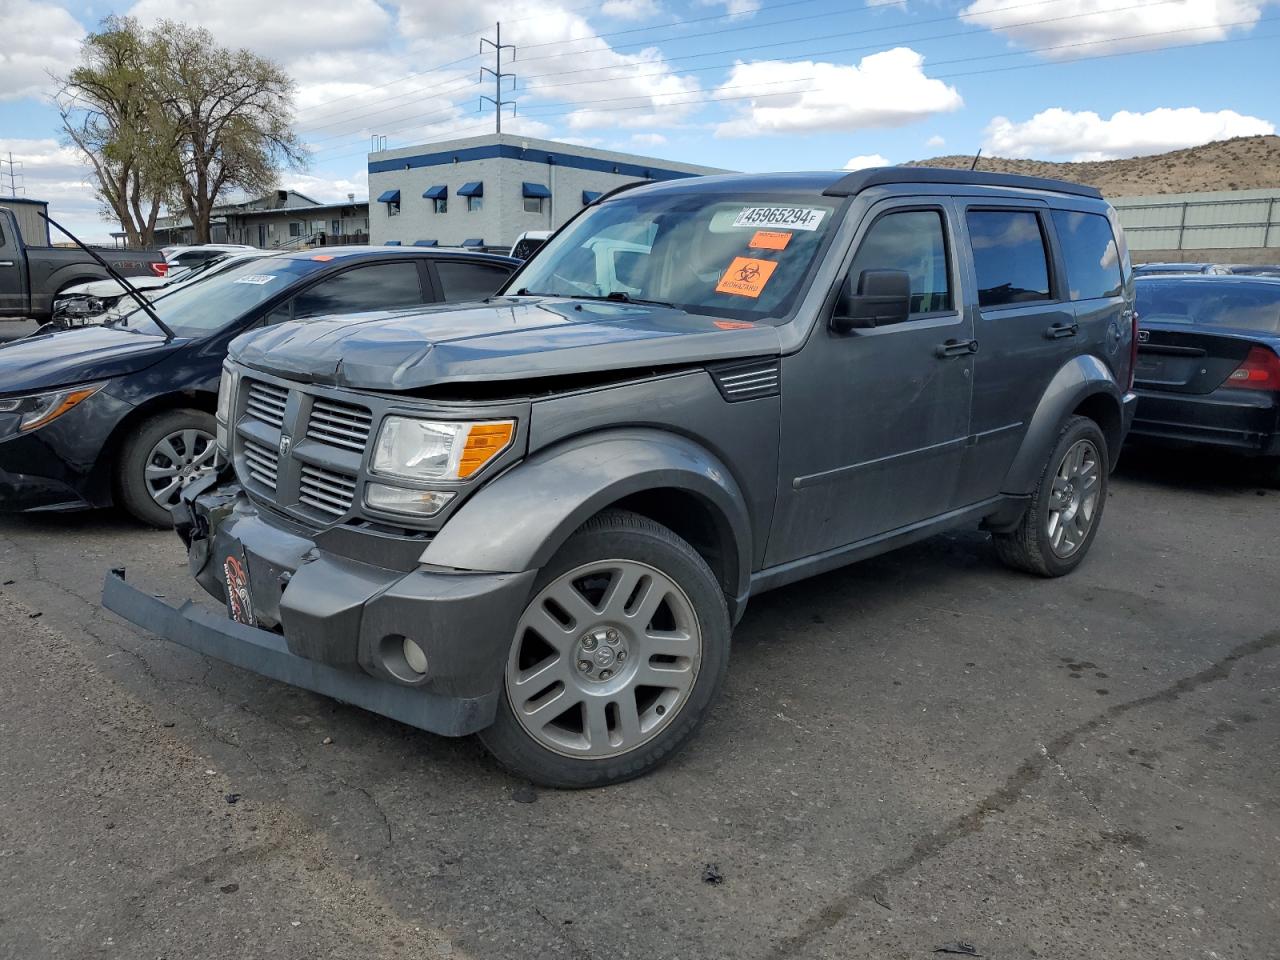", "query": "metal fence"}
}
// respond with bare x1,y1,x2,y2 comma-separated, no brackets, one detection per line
1111,189,1280,253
